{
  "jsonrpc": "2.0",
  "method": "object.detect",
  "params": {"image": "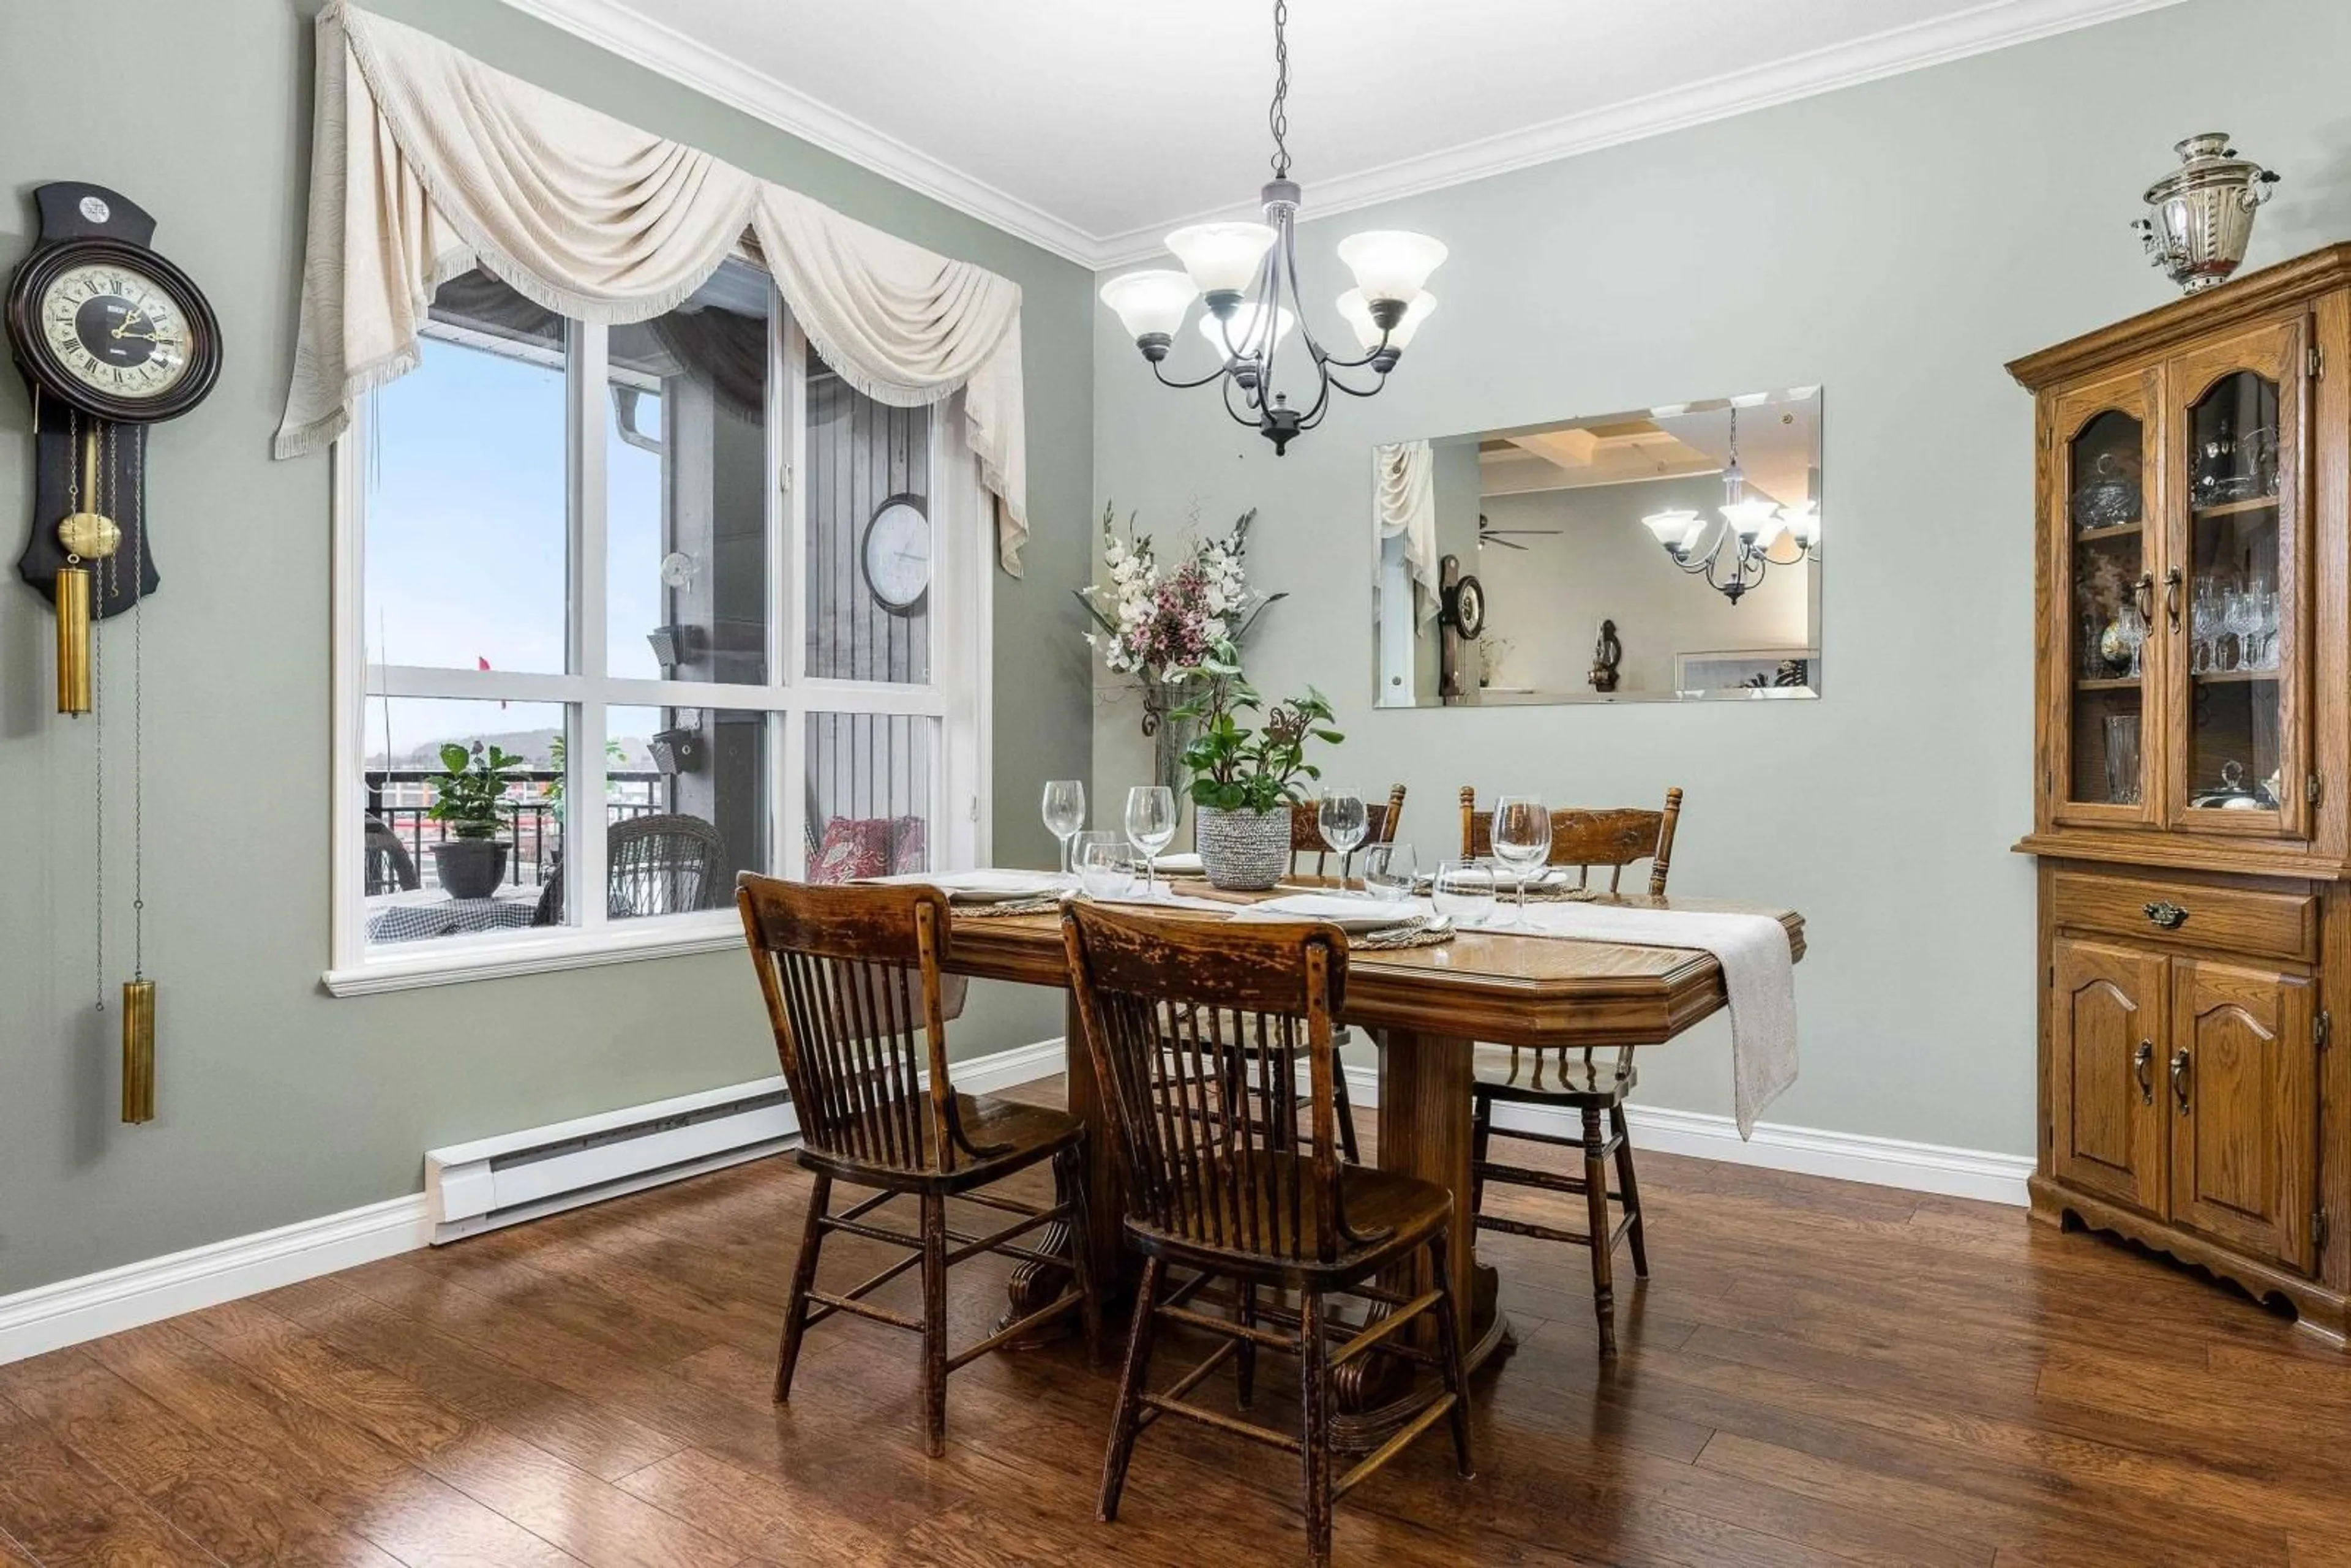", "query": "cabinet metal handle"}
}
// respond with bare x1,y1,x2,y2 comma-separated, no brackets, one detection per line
2134,572,2156,623
2133,1040,2155,1105
2164,566,2183,631
2170,1046,2192,1112
2143,900,2188,929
